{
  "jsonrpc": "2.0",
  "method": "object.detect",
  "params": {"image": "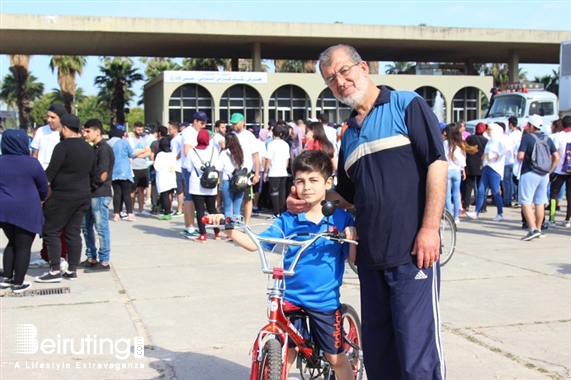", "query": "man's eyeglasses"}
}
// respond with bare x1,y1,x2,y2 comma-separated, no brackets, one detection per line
324,63,360,86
